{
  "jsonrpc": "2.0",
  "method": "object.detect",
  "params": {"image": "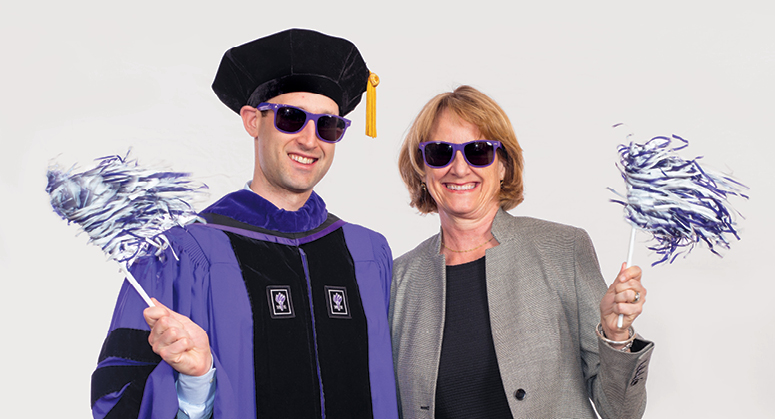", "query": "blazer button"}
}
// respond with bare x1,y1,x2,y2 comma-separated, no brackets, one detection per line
514,389,527,401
